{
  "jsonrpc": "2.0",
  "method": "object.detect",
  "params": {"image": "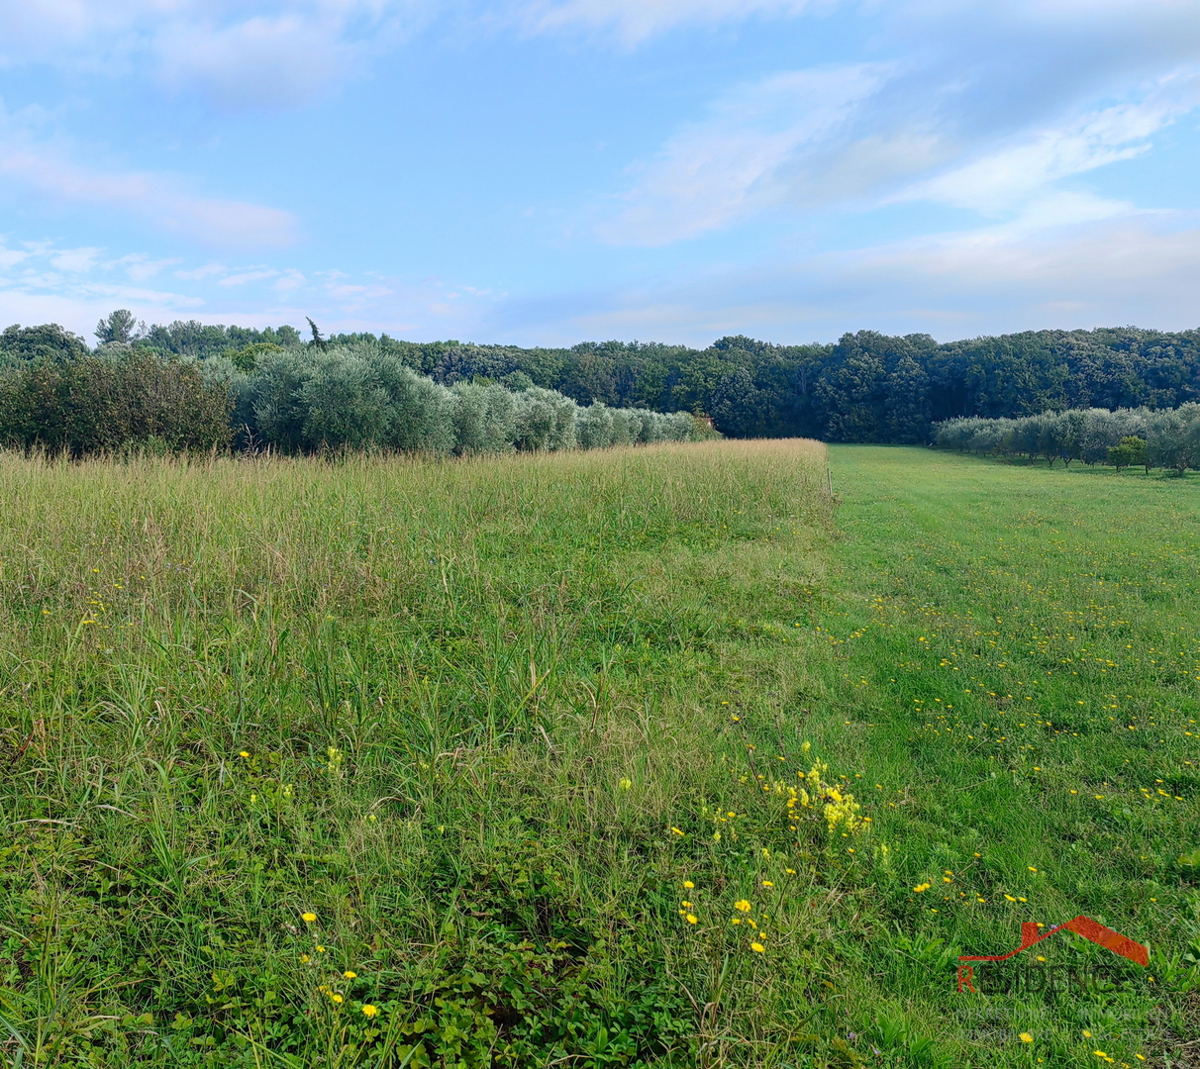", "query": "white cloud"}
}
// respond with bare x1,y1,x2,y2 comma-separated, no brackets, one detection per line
0,143,297,249
0,1,427,110
896,74,1200,214
273,269,307,292
327,282,392,299
219,269,280,286
600,64,894,244
175,262,229,280
117,254,182,282
49,247,104,273
0,235,493,344
0,242,31,271
155,13,347,110
496,207,1200,345
596,0,1200,247
841,212,1200,300
521,0,816,45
